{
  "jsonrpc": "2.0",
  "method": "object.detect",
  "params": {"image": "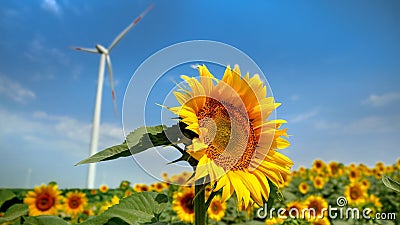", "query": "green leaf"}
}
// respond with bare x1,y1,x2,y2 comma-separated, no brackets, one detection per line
382,175,400,193
79,192,168,225
281,189,297,202
0,203,28,223
268,179,283,202
22,215,70,225
75,143,130,165
76,125,181,165
0,189,16,208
